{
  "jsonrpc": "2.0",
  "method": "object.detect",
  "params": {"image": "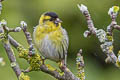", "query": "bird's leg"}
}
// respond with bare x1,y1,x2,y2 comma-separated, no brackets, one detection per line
40,56,46,65
58,60,66,70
